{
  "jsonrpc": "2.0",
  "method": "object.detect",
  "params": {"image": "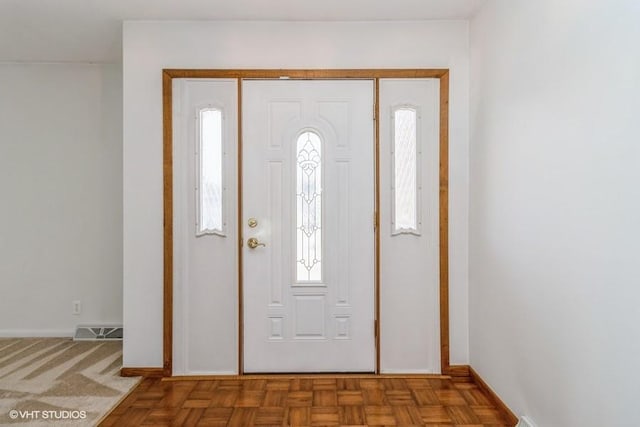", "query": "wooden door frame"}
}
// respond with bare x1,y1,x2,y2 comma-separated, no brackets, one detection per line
162,69,451,377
